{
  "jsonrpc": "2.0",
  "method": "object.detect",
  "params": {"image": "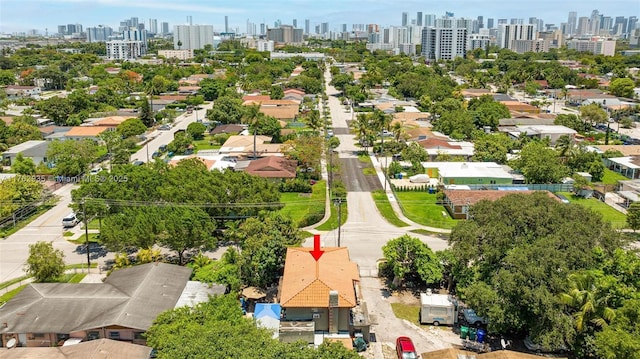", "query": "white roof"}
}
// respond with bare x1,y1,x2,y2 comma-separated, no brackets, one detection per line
515,125,577,135
174,281,225,309
607,156,640,169
4,140,47,154
421,161,514,179
420,293,455,307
